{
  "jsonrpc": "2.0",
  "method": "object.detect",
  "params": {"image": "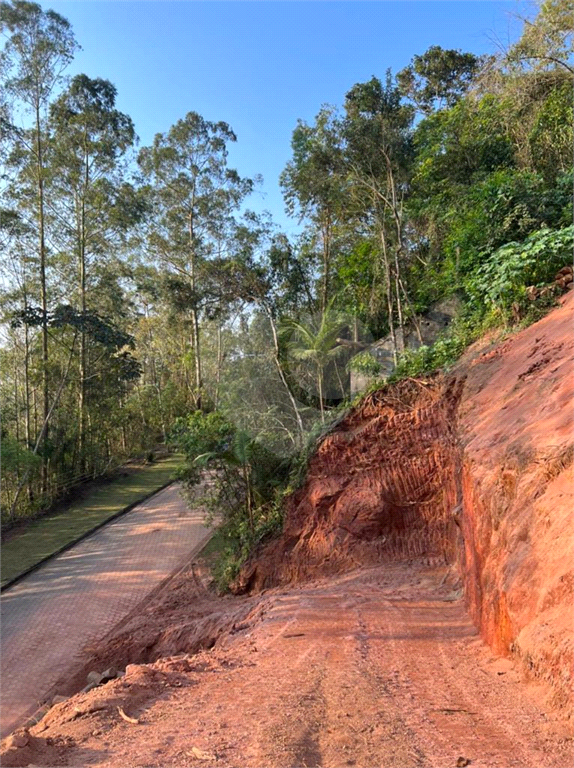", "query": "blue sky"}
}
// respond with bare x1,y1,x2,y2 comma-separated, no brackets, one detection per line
46,1,529,235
